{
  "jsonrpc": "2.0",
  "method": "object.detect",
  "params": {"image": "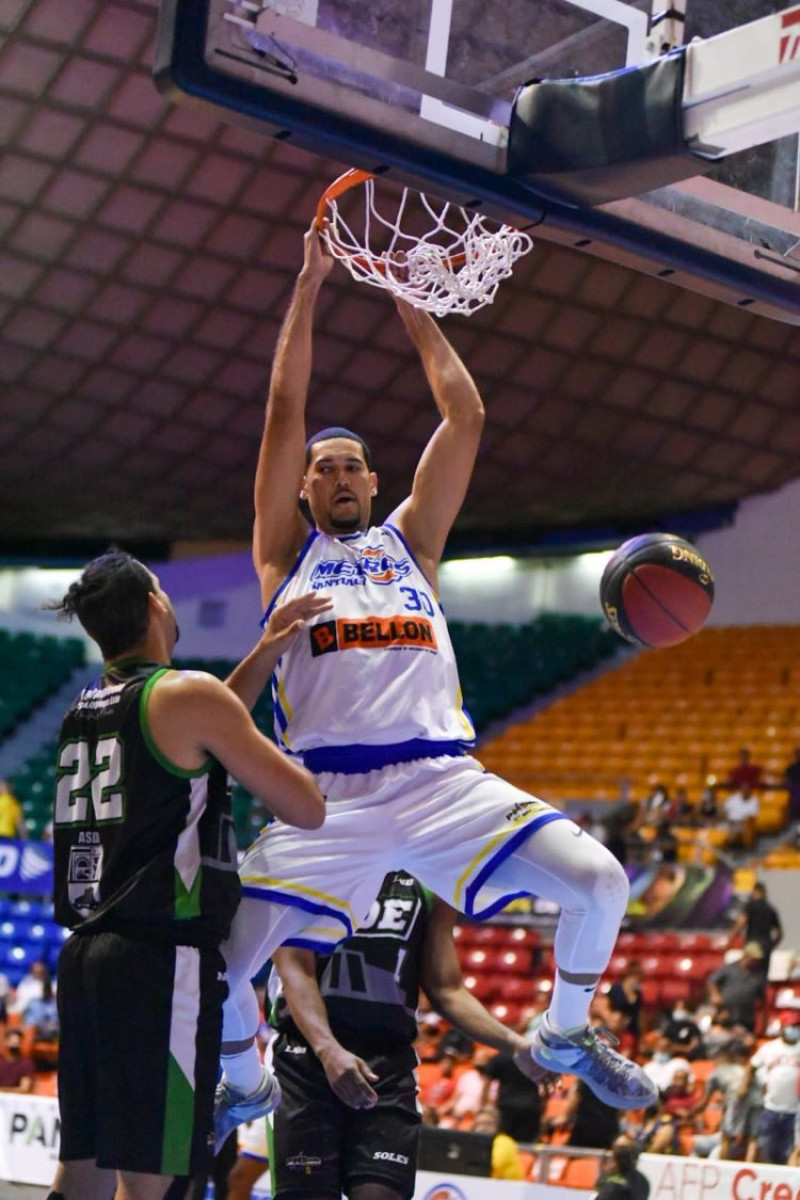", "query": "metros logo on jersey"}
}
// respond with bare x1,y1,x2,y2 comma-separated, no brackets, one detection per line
310,544,412,588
